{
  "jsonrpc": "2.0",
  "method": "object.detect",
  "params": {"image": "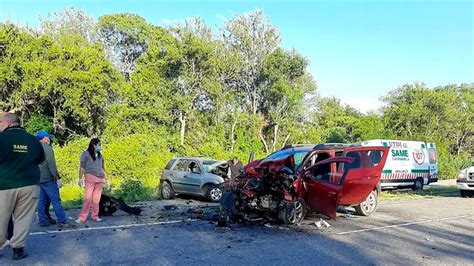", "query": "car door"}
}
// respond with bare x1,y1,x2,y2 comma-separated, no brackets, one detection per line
183,160,204,194
171,159,188,192
302,157,355,219
338,147,390,205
